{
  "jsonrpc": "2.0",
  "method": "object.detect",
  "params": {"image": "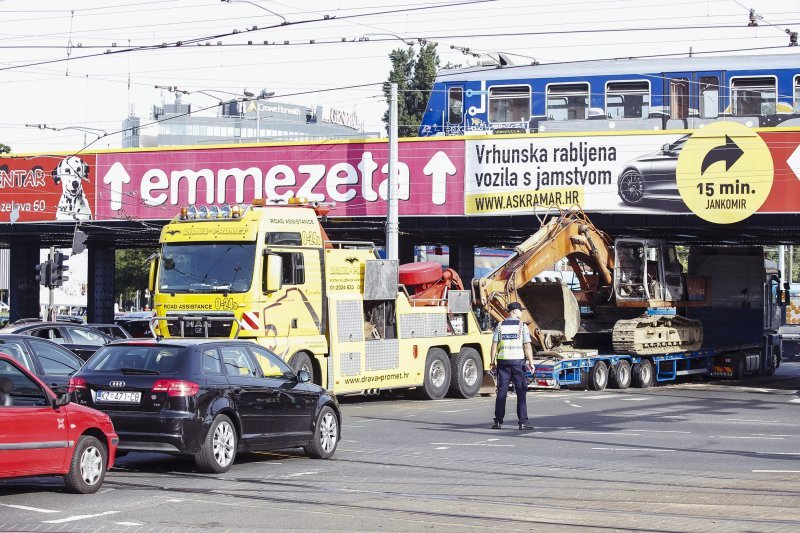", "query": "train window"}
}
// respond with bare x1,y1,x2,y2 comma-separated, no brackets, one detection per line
606,81,650,119
447,87,463,124
731,77,776,115
488,85,530,123
699,76,719,118
669,79,689,119
794,76,800,113
546,83,589,120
